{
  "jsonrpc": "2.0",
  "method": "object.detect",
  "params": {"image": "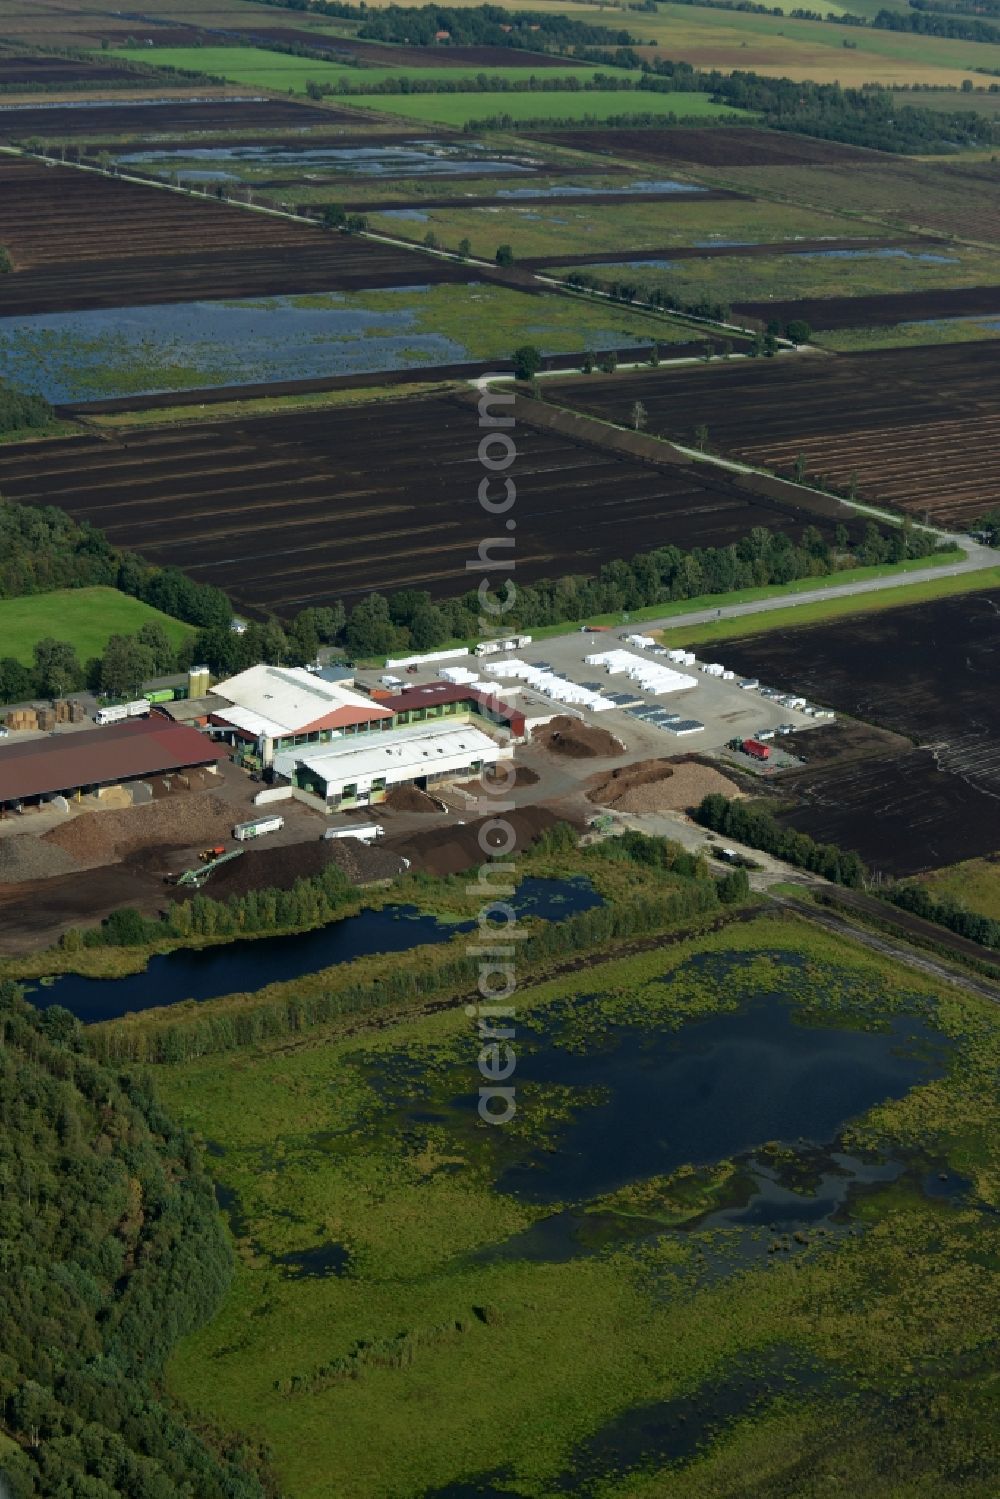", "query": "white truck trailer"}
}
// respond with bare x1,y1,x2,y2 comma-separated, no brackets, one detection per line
94,699,150,726
323,824,385,843
233,816,284,841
